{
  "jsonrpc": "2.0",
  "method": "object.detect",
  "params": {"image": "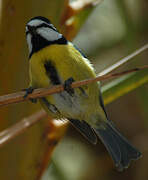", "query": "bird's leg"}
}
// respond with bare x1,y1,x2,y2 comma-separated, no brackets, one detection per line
64,77,75,96
23,87,37,103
